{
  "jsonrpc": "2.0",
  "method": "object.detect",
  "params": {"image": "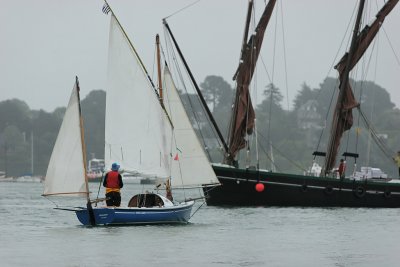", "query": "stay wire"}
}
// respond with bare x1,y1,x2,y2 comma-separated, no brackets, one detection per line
163,0,201,20
279,0,290,111
162,26,216,160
